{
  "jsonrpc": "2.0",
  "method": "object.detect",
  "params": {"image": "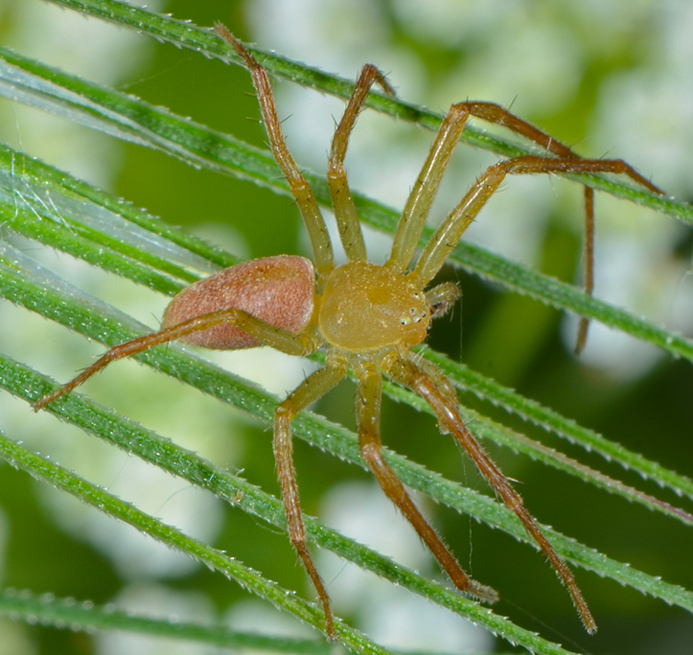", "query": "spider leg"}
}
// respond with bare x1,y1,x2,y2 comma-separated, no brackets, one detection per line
388,103,472,272
386,354,597,635
414,154,656,291
214,25,334,281
465,102,597,352
33,307,319,411
575,187,595,353
425,281,462,319
457,102,660,195
452,104,662,348
458,104,661,353
329,65,394,263
274,355,349,640
354,361,498,604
